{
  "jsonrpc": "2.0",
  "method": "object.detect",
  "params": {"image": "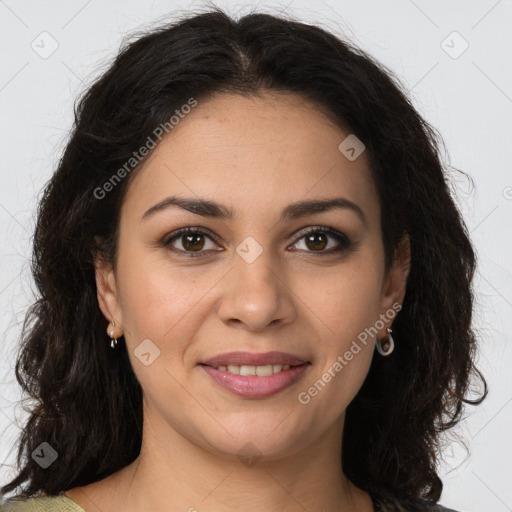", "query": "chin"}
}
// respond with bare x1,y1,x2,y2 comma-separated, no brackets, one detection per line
198,422,312,463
